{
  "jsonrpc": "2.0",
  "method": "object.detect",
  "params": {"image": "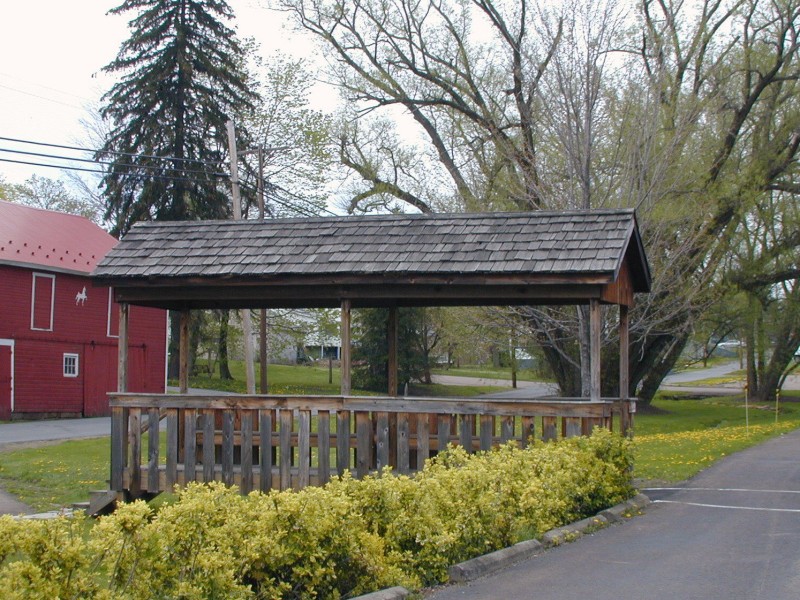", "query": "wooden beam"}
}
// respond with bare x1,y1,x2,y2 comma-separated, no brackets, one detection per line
117,302,129,393
179,310,190,394
619,304,631,436
590,298,601,402
340,299,352,395
111,282,608,311
388,306,398,396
